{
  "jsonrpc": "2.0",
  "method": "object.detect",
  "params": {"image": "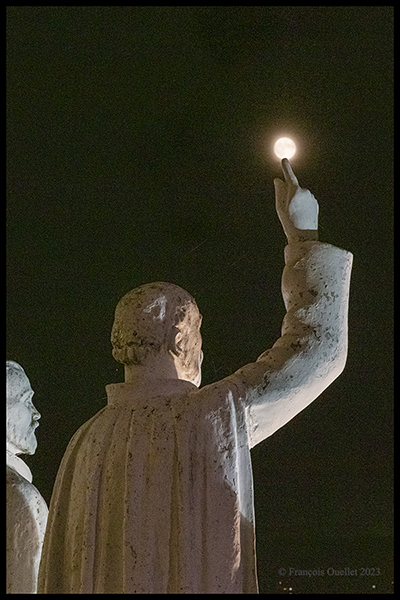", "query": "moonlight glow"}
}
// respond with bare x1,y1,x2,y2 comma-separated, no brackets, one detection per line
274,137,297,160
